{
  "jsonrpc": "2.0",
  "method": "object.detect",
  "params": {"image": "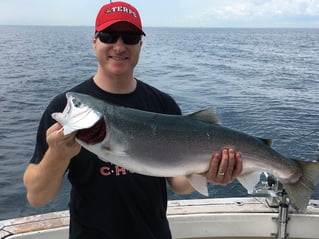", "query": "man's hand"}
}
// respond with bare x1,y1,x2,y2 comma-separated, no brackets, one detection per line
46,122,81,159
204,148,243,185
